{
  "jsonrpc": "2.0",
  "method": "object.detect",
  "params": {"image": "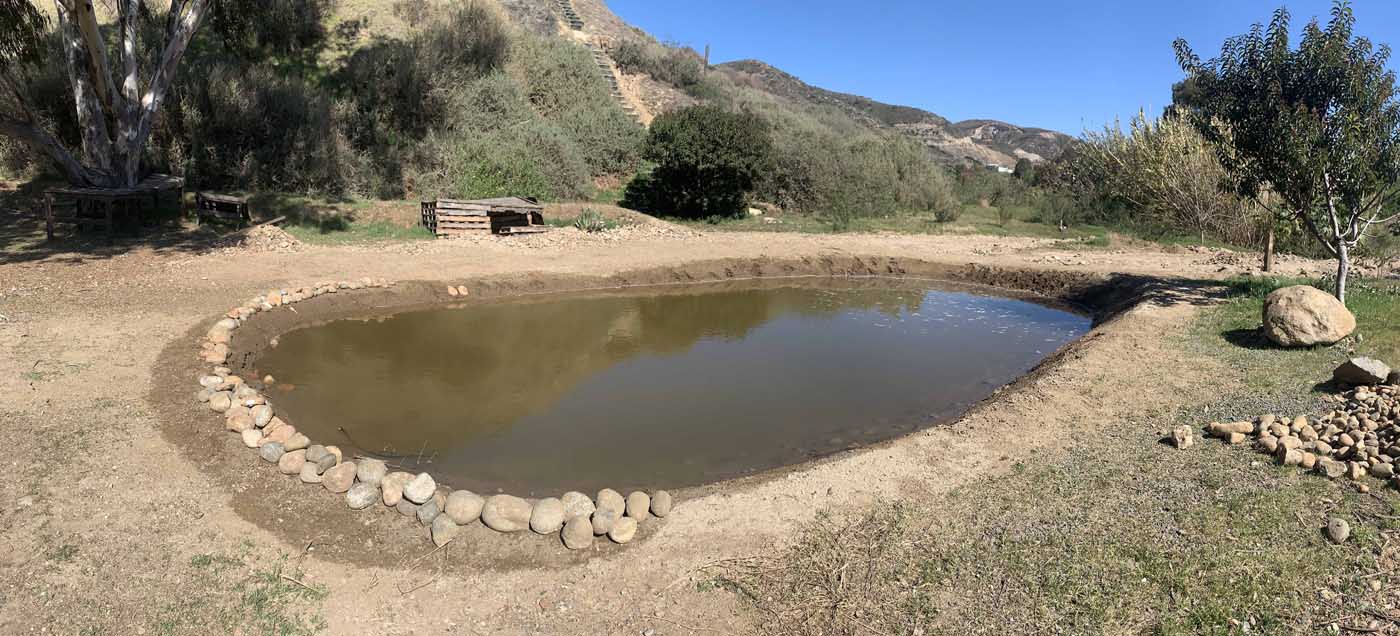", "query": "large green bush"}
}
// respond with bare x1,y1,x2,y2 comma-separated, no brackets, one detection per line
622,106,773,219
